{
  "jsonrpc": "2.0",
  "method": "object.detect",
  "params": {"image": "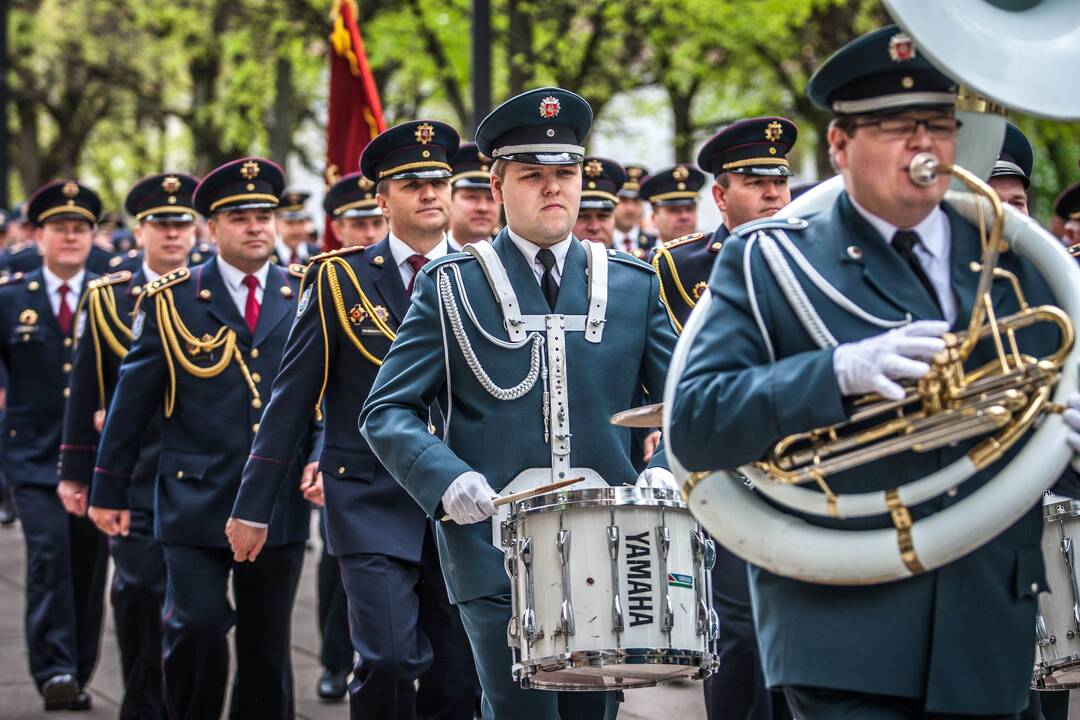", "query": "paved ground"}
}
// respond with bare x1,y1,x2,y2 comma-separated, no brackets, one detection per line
0,515,706,719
